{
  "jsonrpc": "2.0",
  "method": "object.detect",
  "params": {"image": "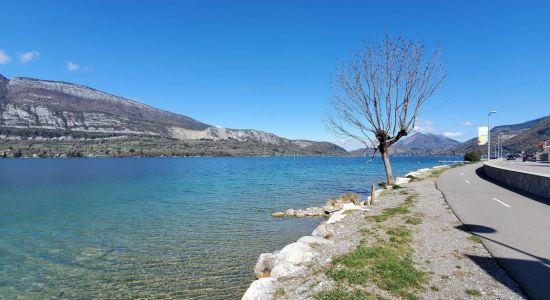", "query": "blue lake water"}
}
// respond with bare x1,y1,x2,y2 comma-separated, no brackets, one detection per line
0,156,457,299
